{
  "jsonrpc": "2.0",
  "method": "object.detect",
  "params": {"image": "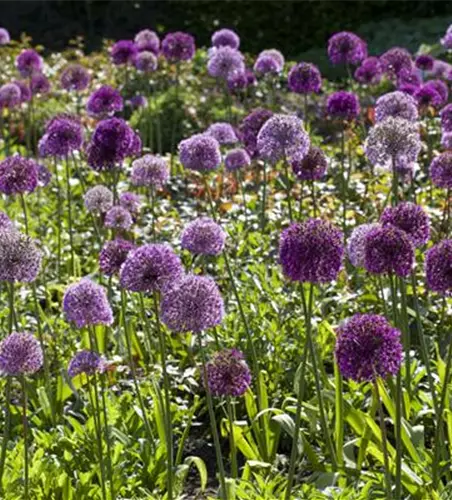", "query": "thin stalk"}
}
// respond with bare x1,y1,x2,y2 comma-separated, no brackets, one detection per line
374,379,392,500
298,180,304,220
64,156,75,276
150,185,156,242
21,376,29,500
356,392,378,471
261,161,267,230
20,194,29,234
399,279,411,399
53,158,62,279
283,157,294,222
391,157,399,207
139,294,155,361
237,171,248,224
310,180,317,218
340,126,347,241
226,397,238,478
334,363,344,476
